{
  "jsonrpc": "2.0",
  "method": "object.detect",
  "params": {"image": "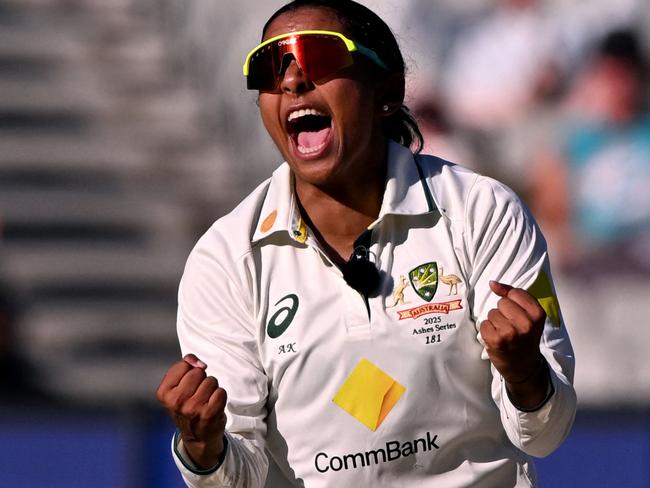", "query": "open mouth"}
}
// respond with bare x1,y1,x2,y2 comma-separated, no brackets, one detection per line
287,108,333,156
